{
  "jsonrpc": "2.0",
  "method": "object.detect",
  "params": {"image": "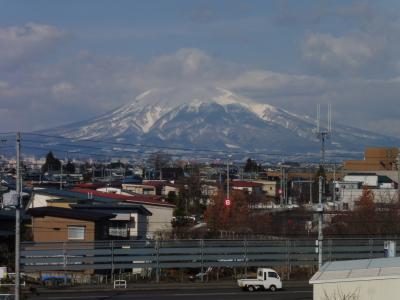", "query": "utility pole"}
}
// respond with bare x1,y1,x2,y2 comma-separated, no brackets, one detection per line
280,165,283,206
309,167,312,205
397,151,400,202
15,132,21,300
59,159,63,190
332,163,336,203
318,176,323,269
285,171,288,205
227,155,232,201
